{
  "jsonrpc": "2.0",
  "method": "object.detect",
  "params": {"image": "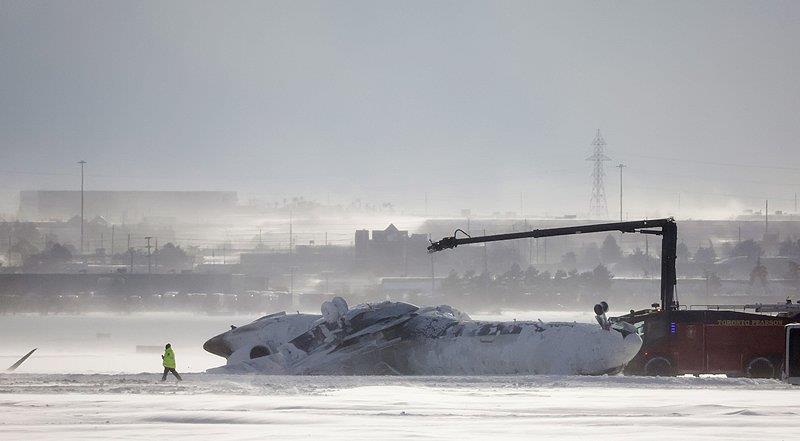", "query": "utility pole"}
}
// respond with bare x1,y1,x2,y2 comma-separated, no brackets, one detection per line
78,160,86,255
511,224,517,255
154,238,158,273
483,229,489,298
288,211,293,255
527,220,532,266
145,236,153,274
127,233,133,273
543,237,547,264
528,238,533,266
402,237,408,277
430,252,435,295
482,229,488,275
110,224,115,257
616,163,626,221
765,200,769,234
424,192,429,217
323,271,331,293
289,266,298,309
